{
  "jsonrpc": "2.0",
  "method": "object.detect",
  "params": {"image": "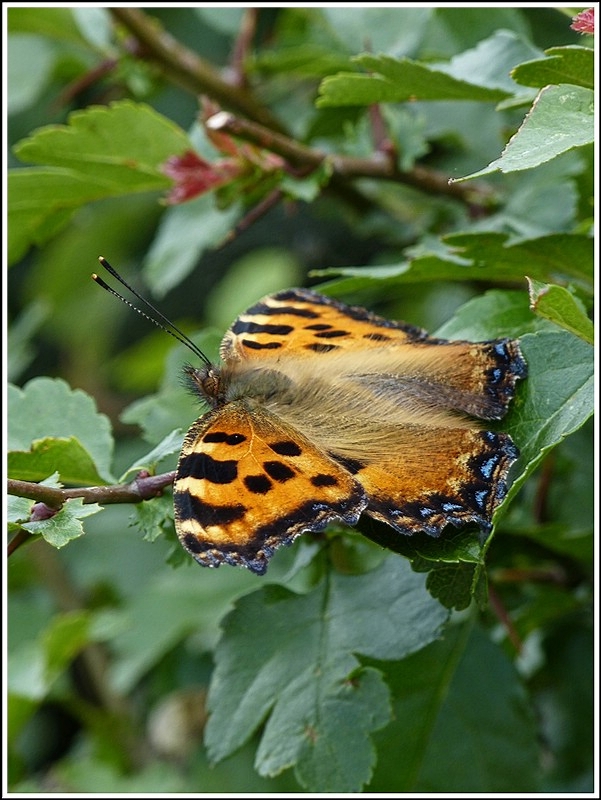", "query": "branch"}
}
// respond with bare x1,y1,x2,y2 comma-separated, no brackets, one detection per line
110,7,287,134
207,111,498,210
112,8,496,212
8,471,176,508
